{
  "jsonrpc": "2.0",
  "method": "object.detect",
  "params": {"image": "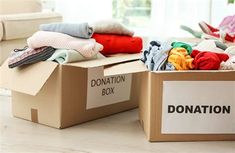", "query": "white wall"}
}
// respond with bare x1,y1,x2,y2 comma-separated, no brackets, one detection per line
55,0,112,23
